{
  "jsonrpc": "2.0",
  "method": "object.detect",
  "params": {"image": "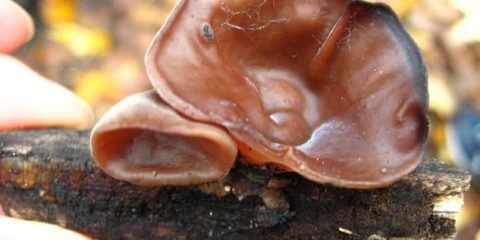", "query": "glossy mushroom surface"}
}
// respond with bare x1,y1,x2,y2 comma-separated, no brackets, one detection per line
91,0,428,189
91,91,237,186
144,0,428,188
